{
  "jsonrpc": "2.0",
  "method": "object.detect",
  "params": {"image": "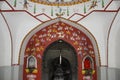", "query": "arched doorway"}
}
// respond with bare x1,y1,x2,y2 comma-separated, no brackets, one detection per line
42,40,77,80
20,18,100,80
51,57,71,80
